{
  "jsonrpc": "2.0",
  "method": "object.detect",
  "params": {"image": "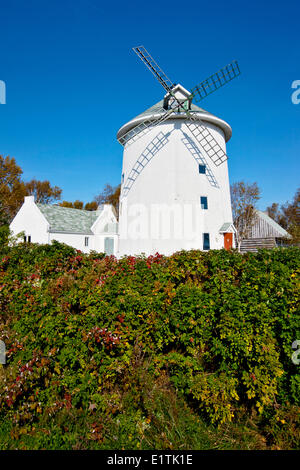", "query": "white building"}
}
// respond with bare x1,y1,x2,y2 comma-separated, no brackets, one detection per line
10,196,118,255
117,84,236,257
10,86,237,258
